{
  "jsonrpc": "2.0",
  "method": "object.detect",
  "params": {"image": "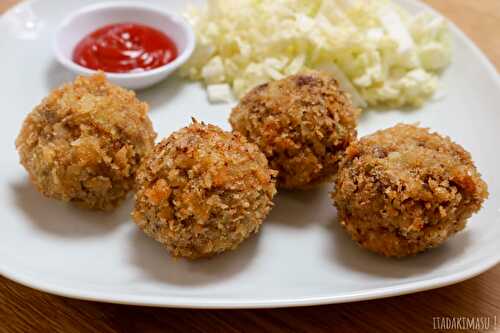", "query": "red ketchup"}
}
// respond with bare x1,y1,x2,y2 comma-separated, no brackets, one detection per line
72,23,178,73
